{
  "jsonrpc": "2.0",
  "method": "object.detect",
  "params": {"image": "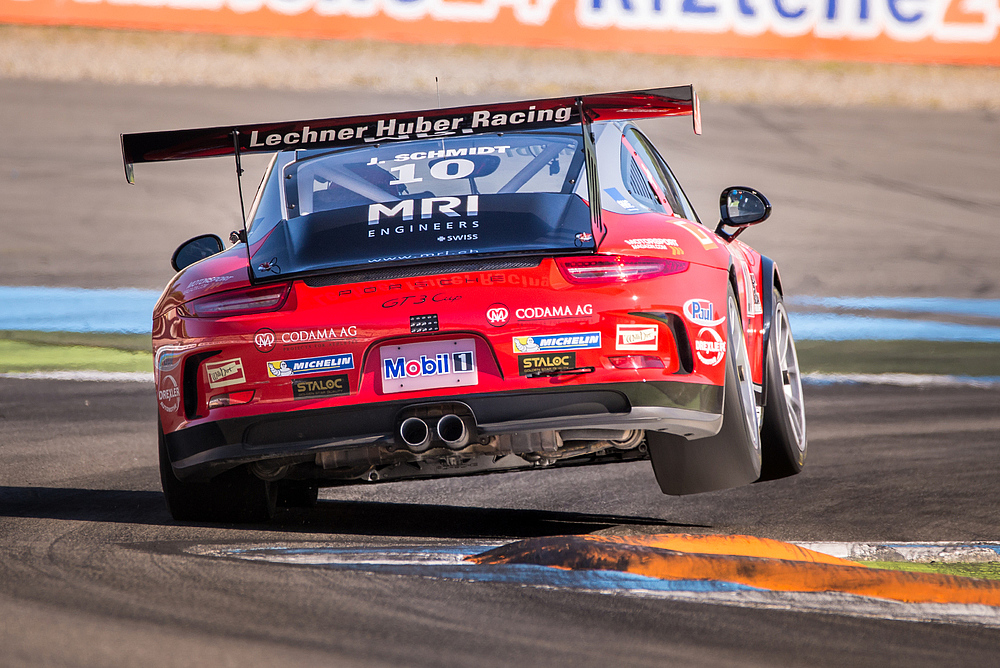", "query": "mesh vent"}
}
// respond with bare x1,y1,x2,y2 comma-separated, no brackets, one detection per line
303,257,542,288
627,158,655,203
